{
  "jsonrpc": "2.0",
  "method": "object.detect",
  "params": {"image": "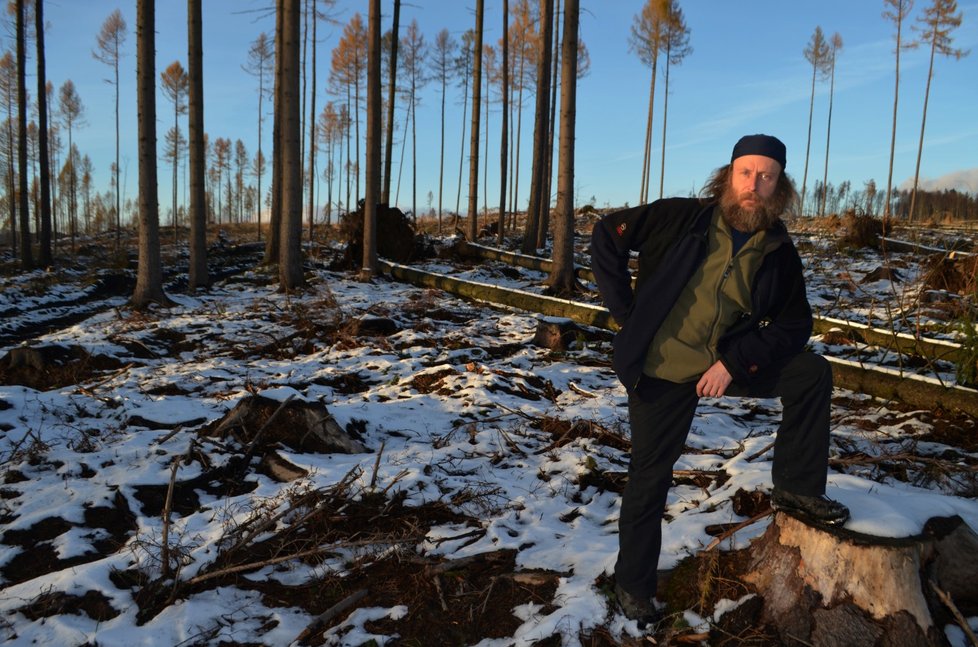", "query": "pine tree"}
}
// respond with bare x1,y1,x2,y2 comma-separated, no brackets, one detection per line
908,0,969,221
801,26,832,216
